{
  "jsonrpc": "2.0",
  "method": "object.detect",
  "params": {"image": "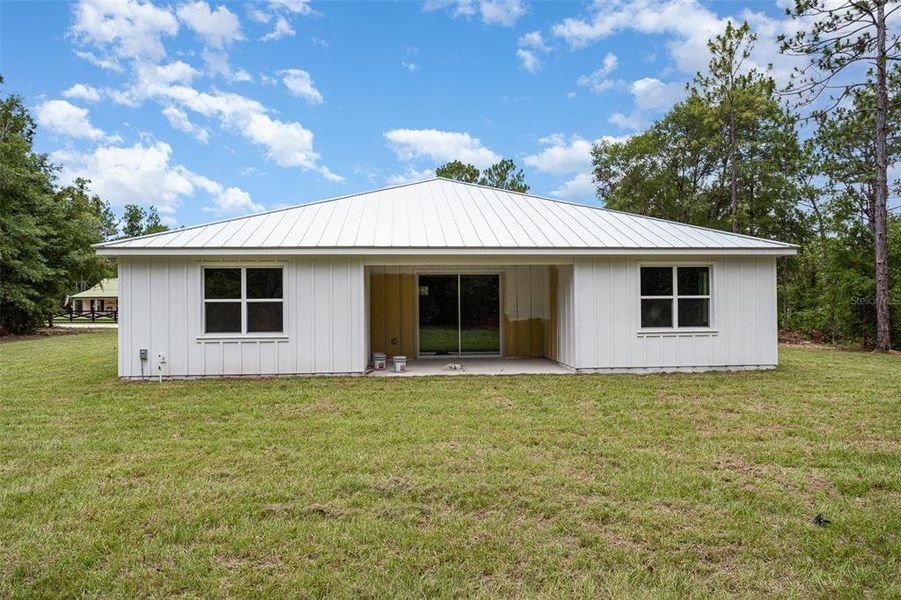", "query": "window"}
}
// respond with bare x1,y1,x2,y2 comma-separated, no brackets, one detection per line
203,267,283,334
640,265,710,329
